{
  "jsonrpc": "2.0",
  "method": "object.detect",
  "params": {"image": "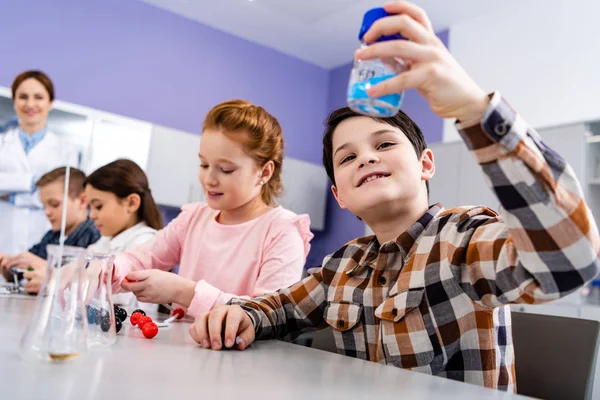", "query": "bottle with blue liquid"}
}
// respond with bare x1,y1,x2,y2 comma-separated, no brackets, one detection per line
347,7,408,117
